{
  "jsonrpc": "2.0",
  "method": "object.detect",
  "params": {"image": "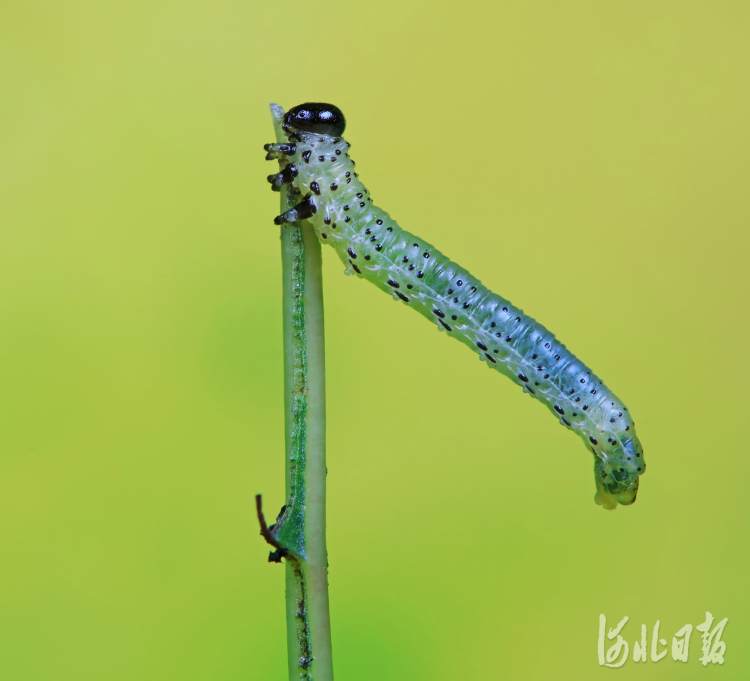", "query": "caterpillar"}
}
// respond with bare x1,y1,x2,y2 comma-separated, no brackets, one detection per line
265,103,645,509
